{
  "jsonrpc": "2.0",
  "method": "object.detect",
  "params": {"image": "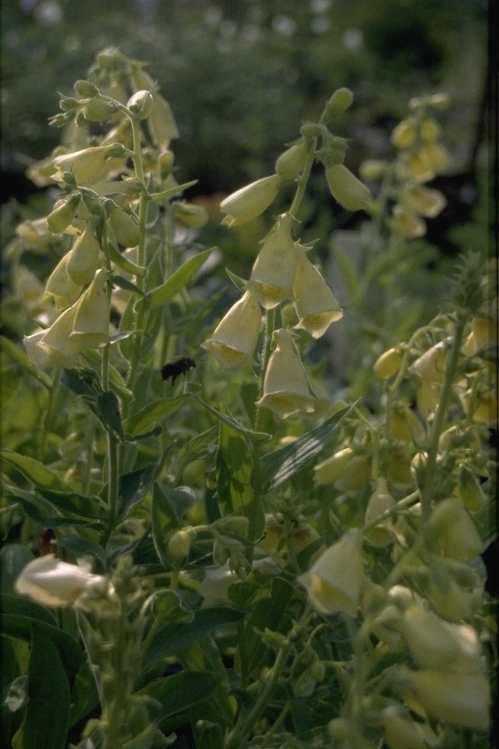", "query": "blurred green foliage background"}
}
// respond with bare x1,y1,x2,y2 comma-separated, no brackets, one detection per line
1,0,487,195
